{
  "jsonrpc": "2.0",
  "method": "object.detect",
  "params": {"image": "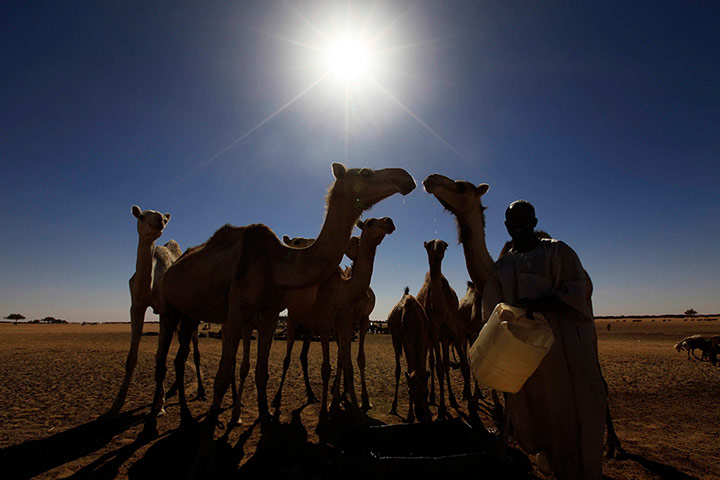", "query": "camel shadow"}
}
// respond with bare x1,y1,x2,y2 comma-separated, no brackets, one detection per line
234,406,348,480
0,407,146,480
127,405,536,480
127,410,260,479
